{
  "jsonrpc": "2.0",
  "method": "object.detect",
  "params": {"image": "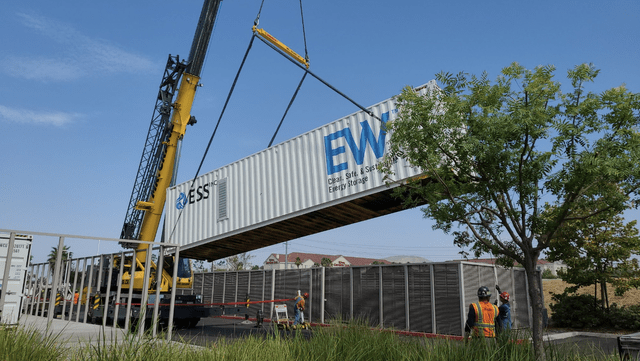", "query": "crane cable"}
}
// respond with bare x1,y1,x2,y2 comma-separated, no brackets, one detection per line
168,0,379,242
267,0,309,147
168,35,257,243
